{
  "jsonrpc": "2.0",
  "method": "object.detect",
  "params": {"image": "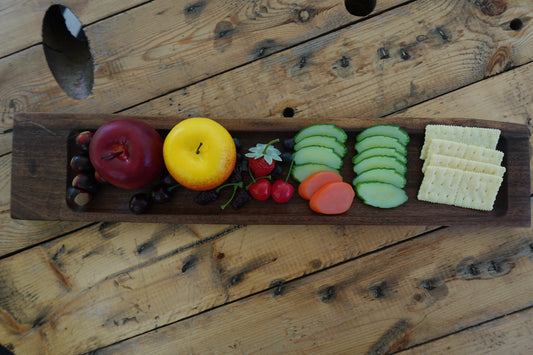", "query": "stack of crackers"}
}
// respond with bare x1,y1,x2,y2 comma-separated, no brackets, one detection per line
417,125,505,211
